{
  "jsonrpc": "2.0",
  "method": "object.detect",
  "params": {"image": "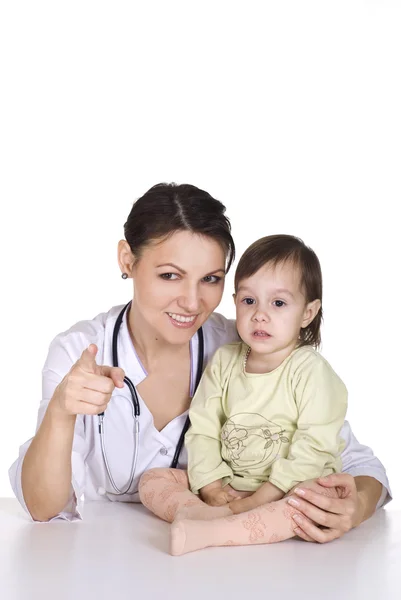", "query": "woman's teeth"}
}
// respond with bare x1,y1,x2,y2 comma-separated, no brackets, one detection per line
168,313,196,323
